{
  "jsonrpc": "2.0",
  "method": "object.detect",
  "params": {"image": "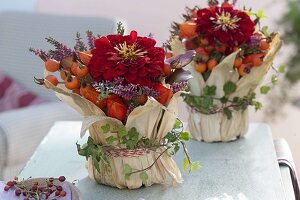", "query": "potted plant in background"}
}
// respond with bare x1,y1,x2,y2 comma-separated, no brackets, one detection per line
165,0,282,142
31,23,199,189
